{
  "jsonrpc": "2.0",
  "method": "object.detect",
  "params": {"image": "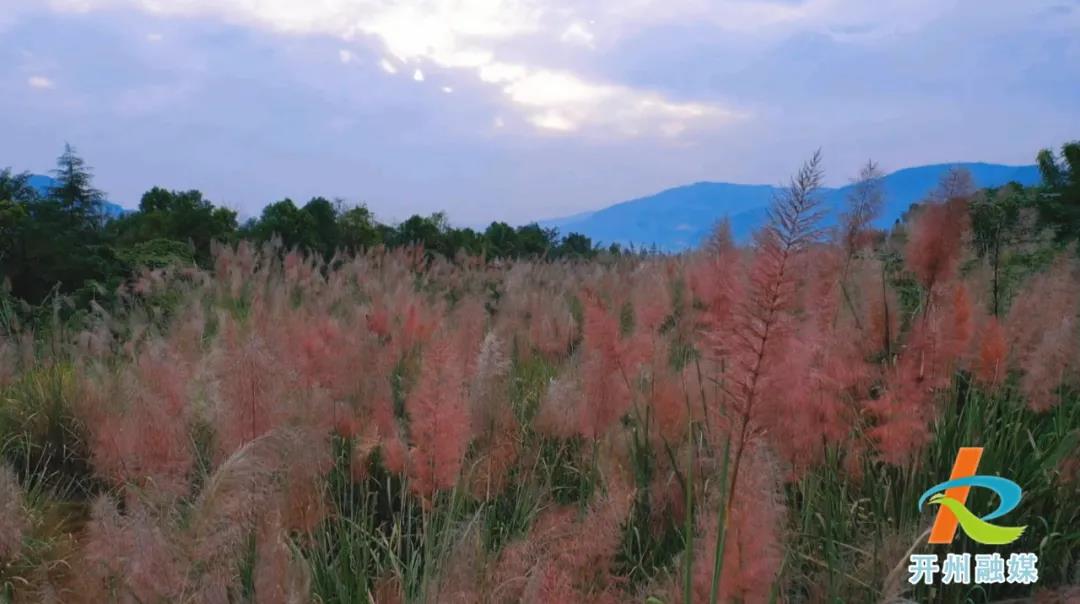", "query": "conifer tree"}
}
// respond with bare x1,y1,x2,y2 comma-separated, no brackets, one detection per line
50,143,105,226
